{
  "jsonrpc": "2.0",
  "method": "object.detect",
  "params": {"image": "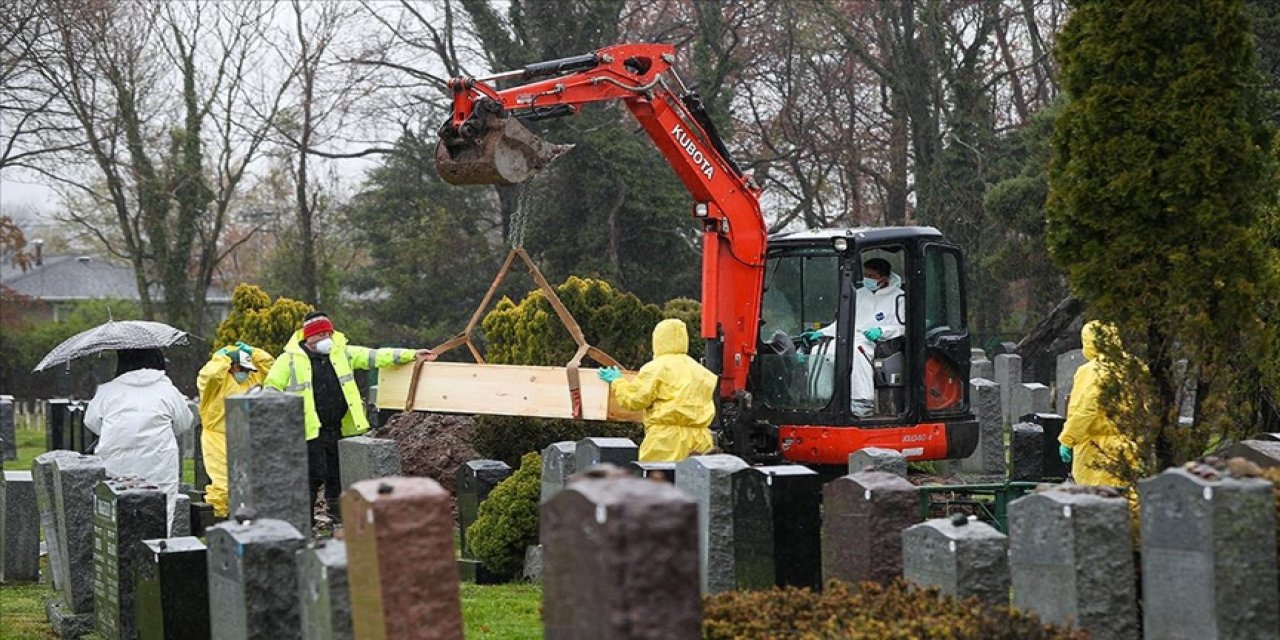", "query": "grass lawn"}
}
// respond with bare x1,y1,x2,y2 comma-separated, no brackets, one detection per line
2,417,543,639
